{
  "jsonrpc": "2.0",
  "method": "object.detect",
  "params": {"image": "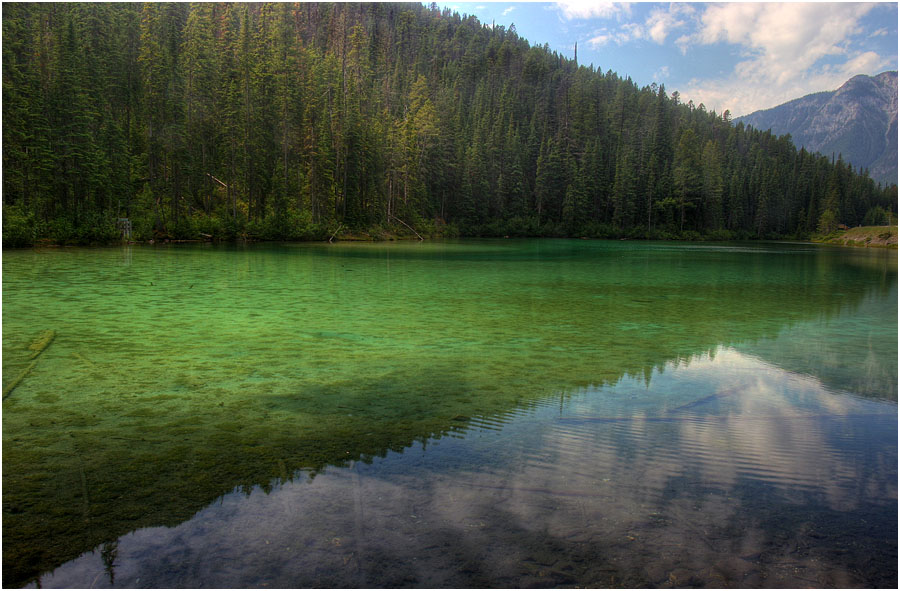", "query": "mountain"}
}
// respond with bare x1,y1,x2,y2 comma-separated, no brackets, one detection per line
736,72,898,187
